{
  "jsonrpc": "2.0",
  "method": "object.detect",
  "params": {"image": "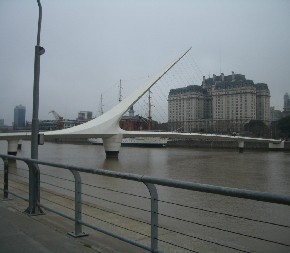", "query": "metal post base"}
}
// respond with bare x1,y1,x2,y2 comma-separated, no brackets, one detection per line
68,231,89,238
105,151,119,159
24,206,45,216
